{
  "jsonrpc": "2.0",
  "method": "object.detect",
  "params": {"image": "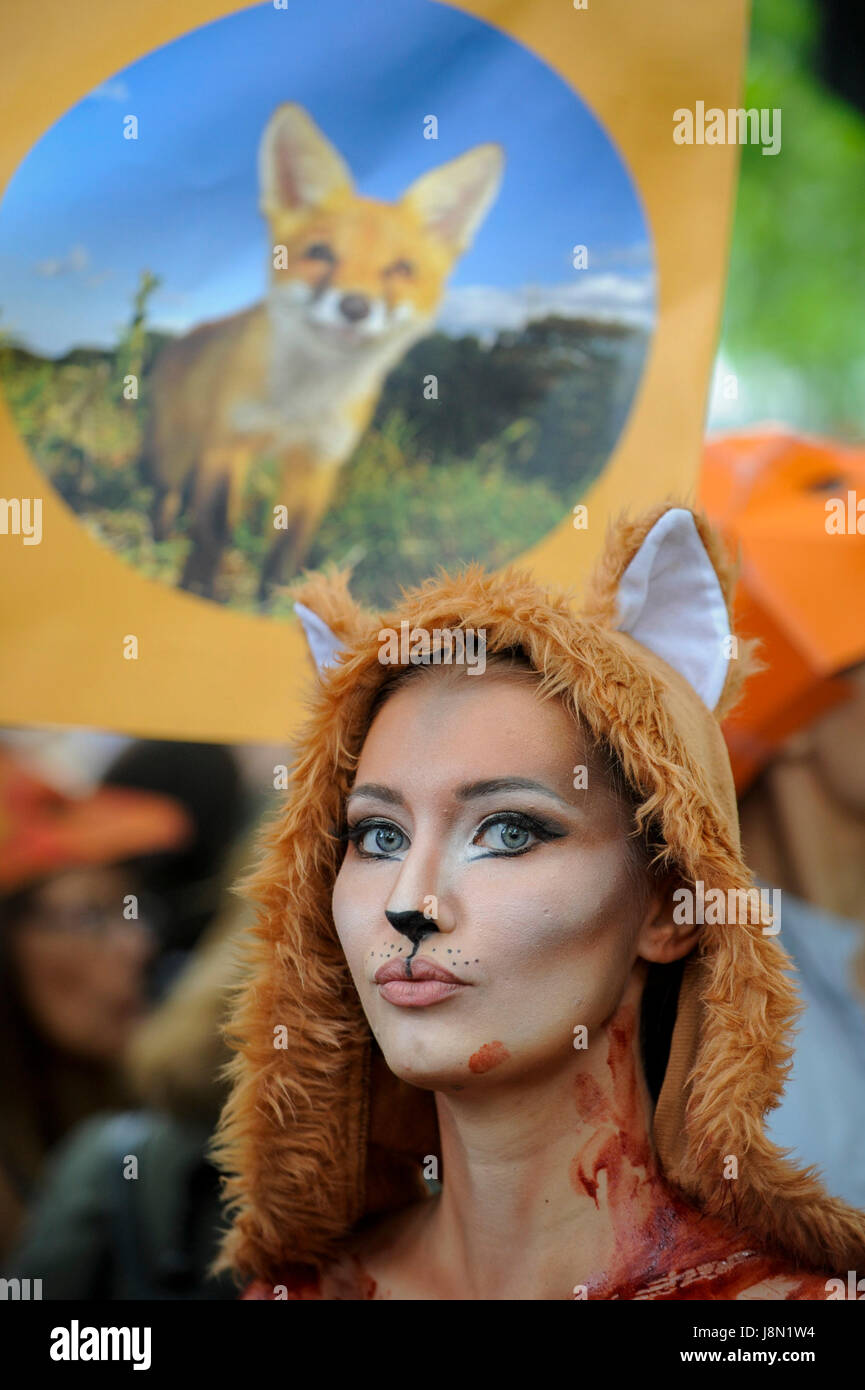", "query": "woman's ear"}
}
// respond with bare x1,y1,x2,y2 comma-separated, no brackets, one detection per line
635,873,699,965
